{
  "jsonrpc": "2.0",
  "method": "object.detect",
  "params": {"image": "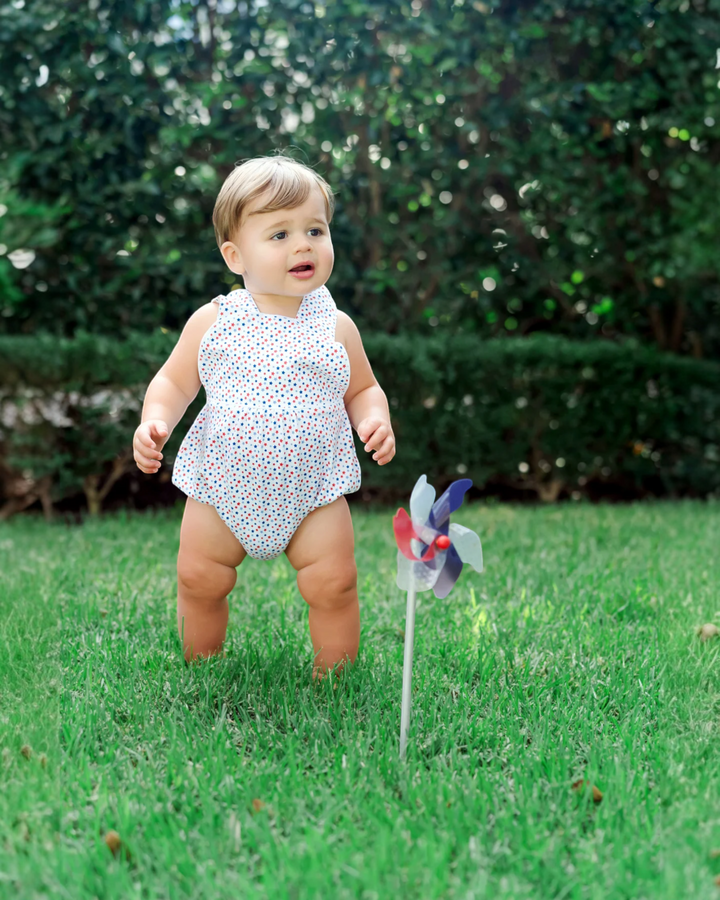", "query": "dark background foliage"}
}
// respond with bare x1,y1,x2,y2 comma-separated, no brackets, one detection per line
2,0,719,353
1,0,719,516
